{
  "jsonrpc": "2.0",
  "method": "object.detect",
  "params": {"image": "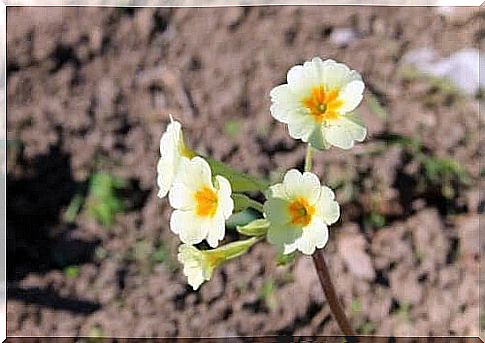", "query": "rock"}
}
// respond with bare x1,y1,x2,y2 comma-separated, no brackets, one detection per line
454,215,479,257
330,28,358,47
389,265,422,305
403,47,483,96
337,232,375,280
